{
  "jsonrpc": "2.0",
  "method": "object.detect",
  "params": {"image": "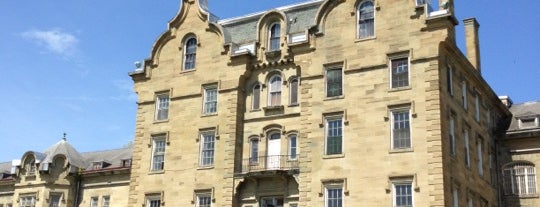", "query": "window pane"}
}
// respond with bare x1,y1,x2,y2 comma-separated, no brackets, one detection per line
391,58,409,88
290,79,298,105
326,69,342,97
358,1,374,38
269,76,282,106
289,135,297,159
197,195,211,207
156,94,169,120
253,85,260,109
327,119,343,155
269,24,281,51
148,199,161,207
392,110,411,149
250,139,259,163
204,88,217,114
395,183,413,207
326,188,343,207
152,138,166,171
184,38,197,70
200,133,215,166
